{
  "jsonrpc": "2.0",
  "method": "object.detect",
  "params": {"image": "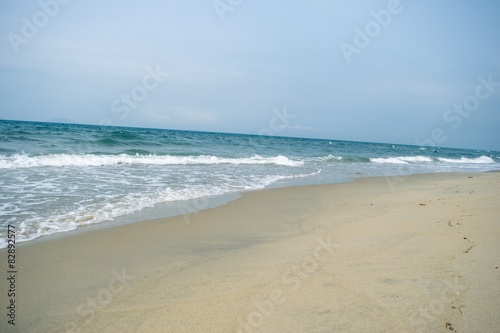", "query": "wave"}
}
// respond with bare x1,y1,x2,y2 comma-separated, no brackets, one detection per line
437,156,495,164
109,130,143,141
309,154,343,162
0,153,304,169
370,156,434,164
308,155,433,164
257,169,322,188
97,138,122,146
307,155,372,163
94,131,145,146
0,168,321,248
370,155,495,164
7,153,493,169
